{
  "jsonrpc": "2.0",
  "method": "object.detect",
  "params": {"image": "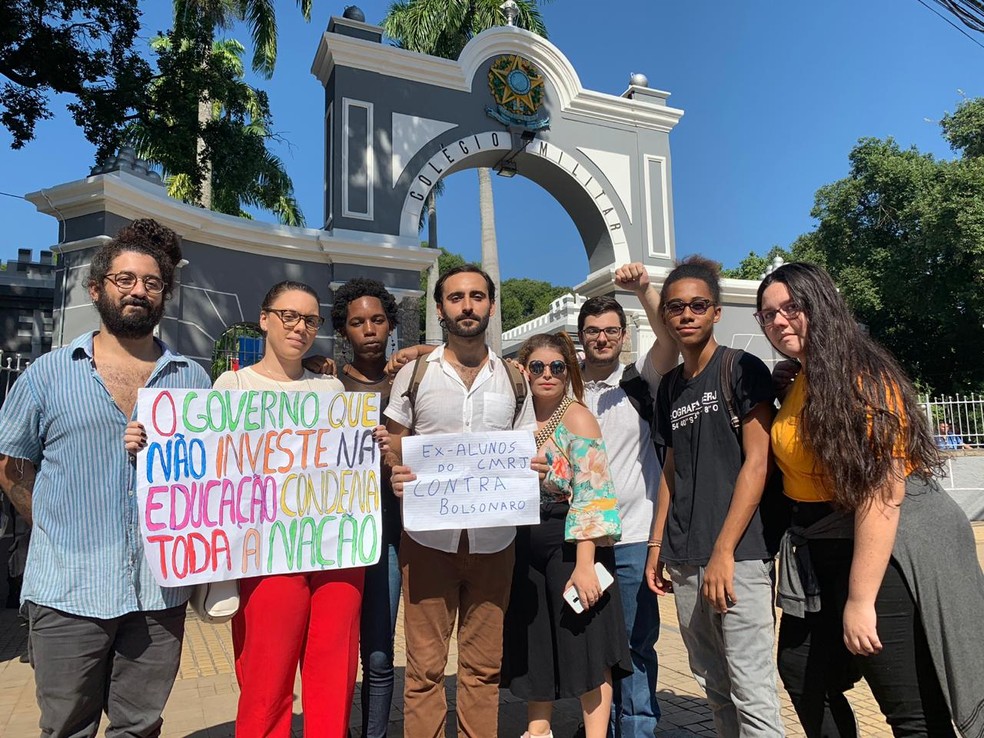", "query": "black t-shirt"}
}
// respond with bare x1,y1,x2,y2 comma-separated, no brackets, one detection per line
653,346,776,566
